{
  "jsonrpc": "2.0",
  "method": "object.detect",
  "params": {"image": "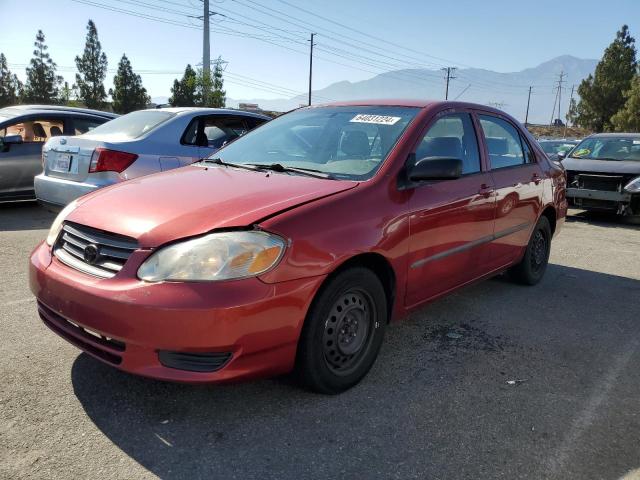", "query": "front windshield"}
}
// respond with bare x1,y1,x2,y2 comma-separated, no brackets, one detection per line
570,136,640,161
82,110,174,140
209,106,420,180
